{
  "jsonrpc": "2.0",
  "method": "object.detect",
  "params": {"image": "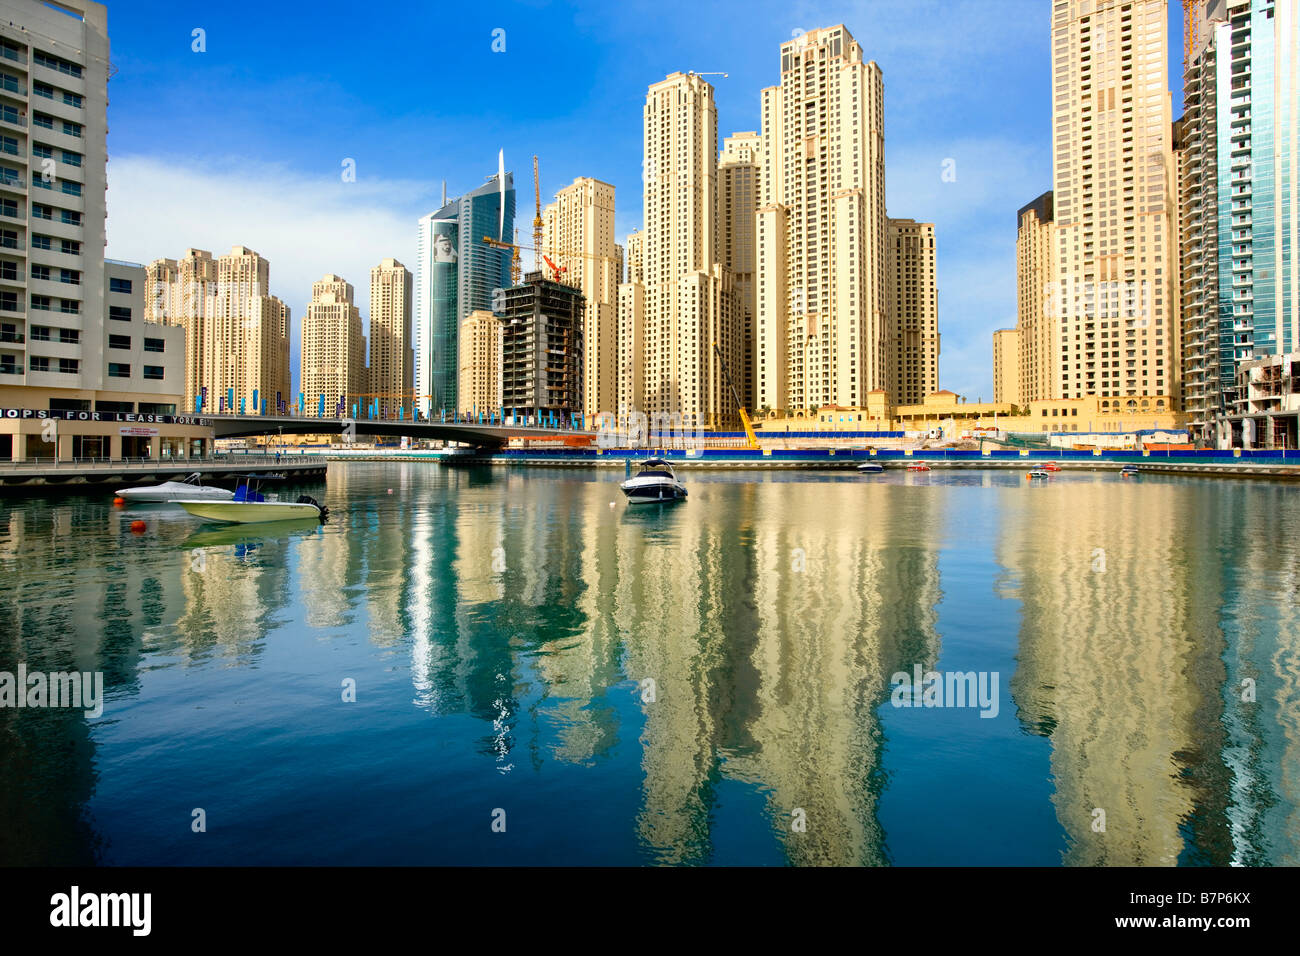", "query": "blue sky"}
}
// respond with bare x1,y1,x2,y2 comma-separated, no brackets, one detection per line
101,0,1187,401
